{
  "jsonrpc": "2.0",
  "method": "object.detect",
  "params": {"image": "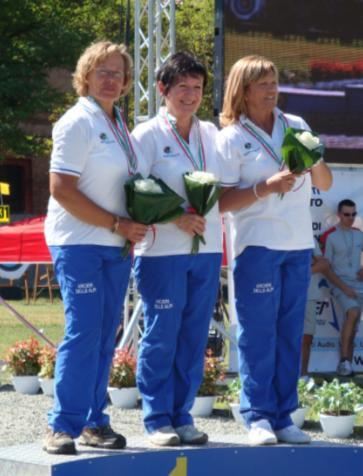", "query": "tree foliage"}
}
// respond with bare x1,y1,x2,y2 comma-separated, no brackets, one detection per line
0,0,214,158
176,0,215,120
